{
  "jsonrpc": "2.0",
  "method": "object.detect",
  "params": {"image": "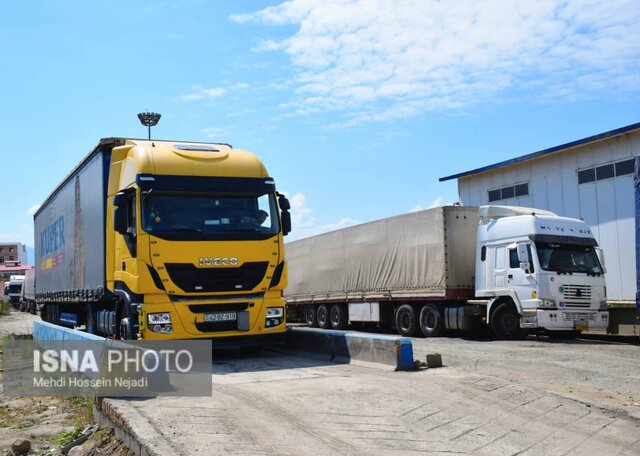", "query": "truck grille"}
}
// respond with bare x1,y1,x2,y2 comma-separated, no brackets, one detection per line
562,285,591,308
563,312,595,321
165,262,268,293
